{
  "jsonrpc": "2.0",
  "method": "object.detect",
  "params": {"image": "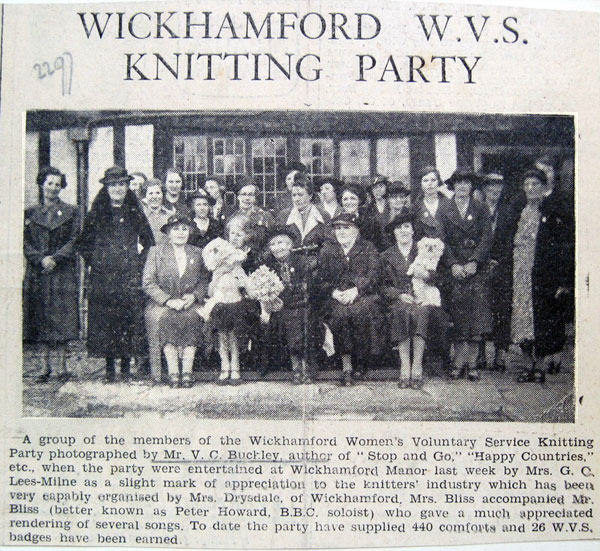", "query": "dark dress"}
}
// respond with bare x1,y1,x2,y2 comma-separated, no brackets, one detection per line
315,237,385,364
261,252,314,356
381,243,446,345
142,243,209,350
188,218,224,250
23,200,80,343
76,188,154,357
355,208,386,252
492,193,573,357
439,198,493,340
